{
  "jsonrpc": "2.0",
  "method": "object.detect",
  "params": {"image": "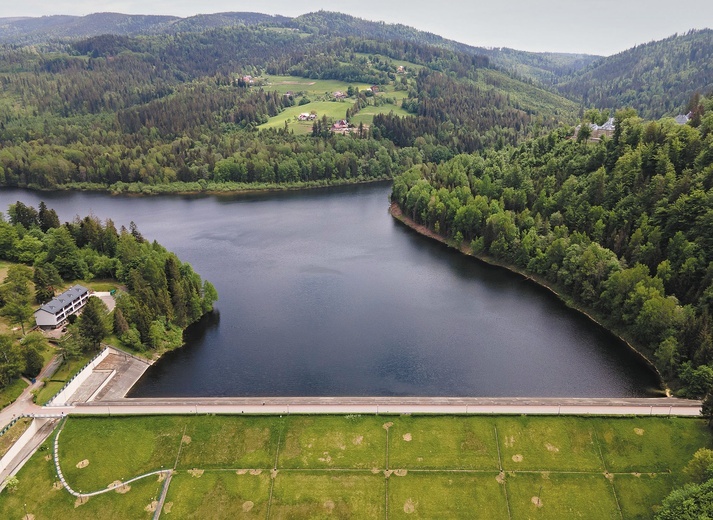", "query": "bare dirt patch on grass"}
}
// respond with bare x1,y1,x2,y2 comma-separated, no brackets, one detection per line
243,501,254,512
394,469,408,476
531,496,543,508
634,428,645,436
371,467,380,474
318,452,332,463
249,469,262,475
188,468,204,477
271,469,278,479
384,470,393,478
352,435,363,445
76,459,89,468
404,498,416,513
145,500,158,513
545,443,559,453
52,481,63,490
496,472,506,484
44,454,52,461
512,454,523,462
75,496,89,508
109,480,131,494
505,435,515,448
237,469,249,475
158,472,166,482
632,472,641,477
383,422,393,430
182,435,192,444
604,472,614,482
324,500,335,512
164,502,173,514
402,433,412,442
